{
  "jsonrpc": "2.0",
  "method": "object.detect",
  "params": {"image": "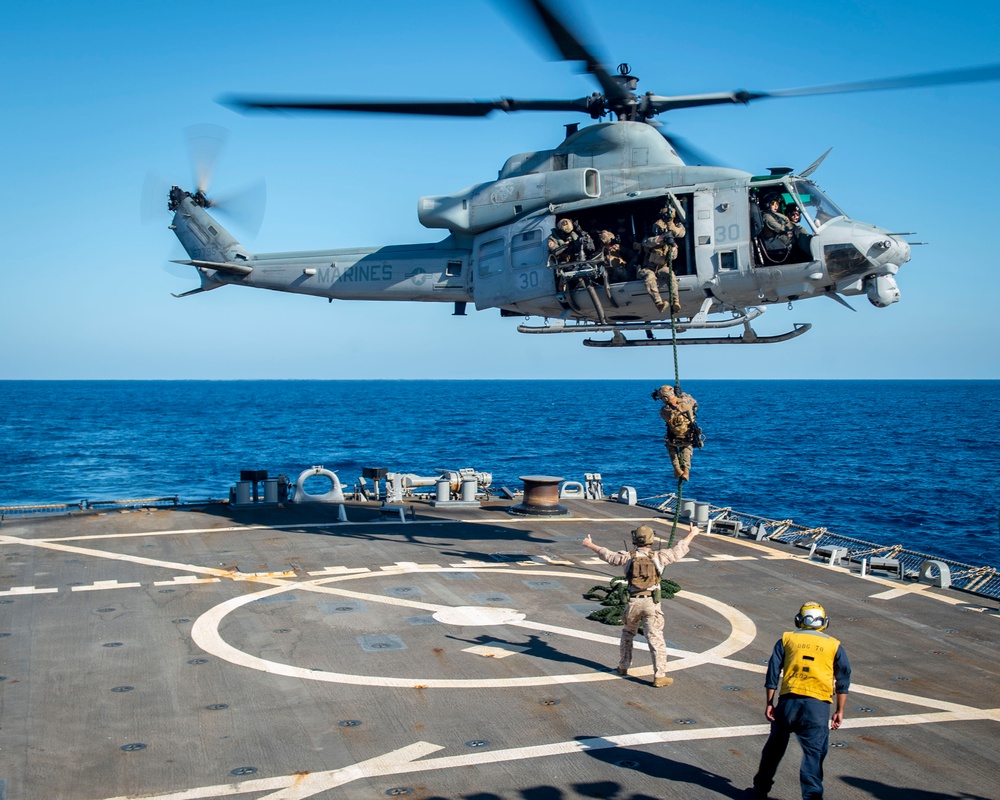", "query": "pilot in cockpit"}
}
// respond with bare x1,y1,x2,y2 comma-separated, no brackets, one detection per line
760,193,797,254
